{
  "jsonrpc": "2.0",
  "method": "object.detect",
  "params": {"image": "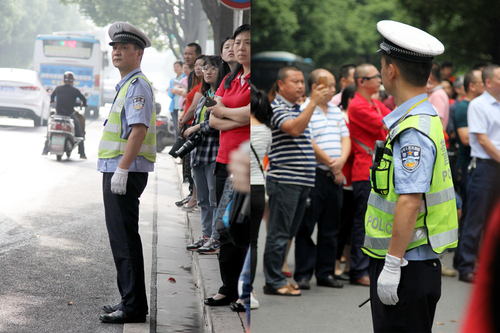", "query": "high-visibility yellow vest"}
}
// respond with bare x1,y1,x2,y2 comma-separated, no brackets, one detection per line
362,114,458,259
98,75,156,162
